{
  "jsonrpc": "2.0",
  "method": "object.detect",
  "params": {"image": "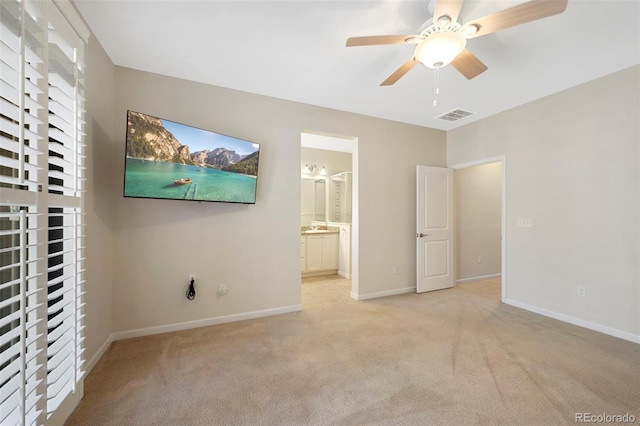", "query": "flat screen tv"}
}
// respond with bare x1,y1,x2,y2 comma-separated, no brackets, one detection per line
123,110,260,204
